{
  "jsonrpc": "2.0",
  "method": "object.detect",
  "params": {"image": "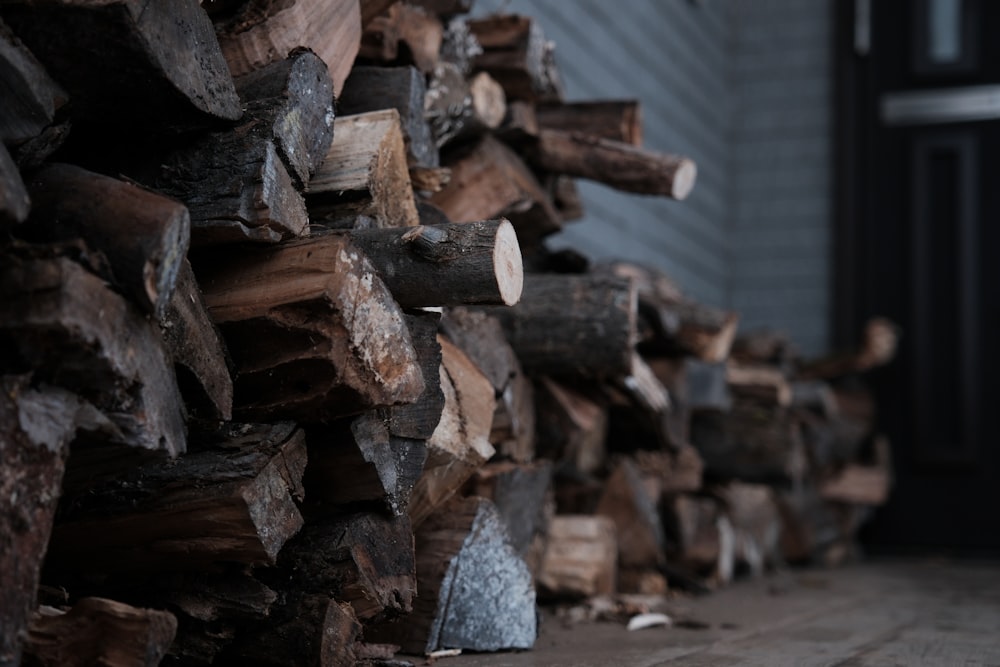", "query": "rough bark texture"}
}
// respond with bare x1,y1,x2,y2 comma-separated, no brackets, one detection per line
536,100,642,145
468,14,563,103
